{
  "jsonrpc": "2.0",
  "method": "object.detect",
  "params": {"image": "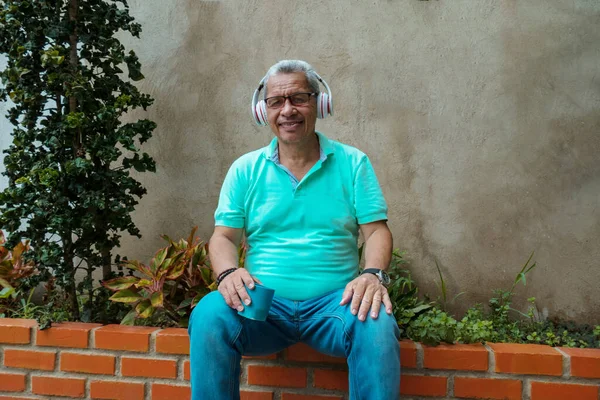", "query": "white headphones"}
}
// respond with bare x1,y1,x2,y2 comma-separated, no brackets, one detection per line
251,71,334,126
